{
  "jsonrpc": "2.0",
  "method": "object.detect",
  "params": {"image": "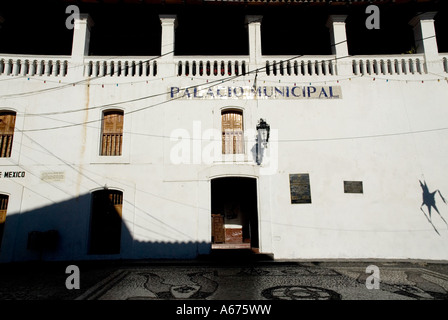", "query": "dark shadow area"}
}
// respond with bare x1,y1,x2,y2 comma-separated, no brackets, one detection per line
87,5,161,56
345,5,416,55
260,7,332,56
174,7,248,56
345,1,448,55
89,190,122,254
434,8,448,53
211,177,259,249
1,0,445,56
0,192,212,263
251,137,266,166
0,1,73,55
419,180,448,235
